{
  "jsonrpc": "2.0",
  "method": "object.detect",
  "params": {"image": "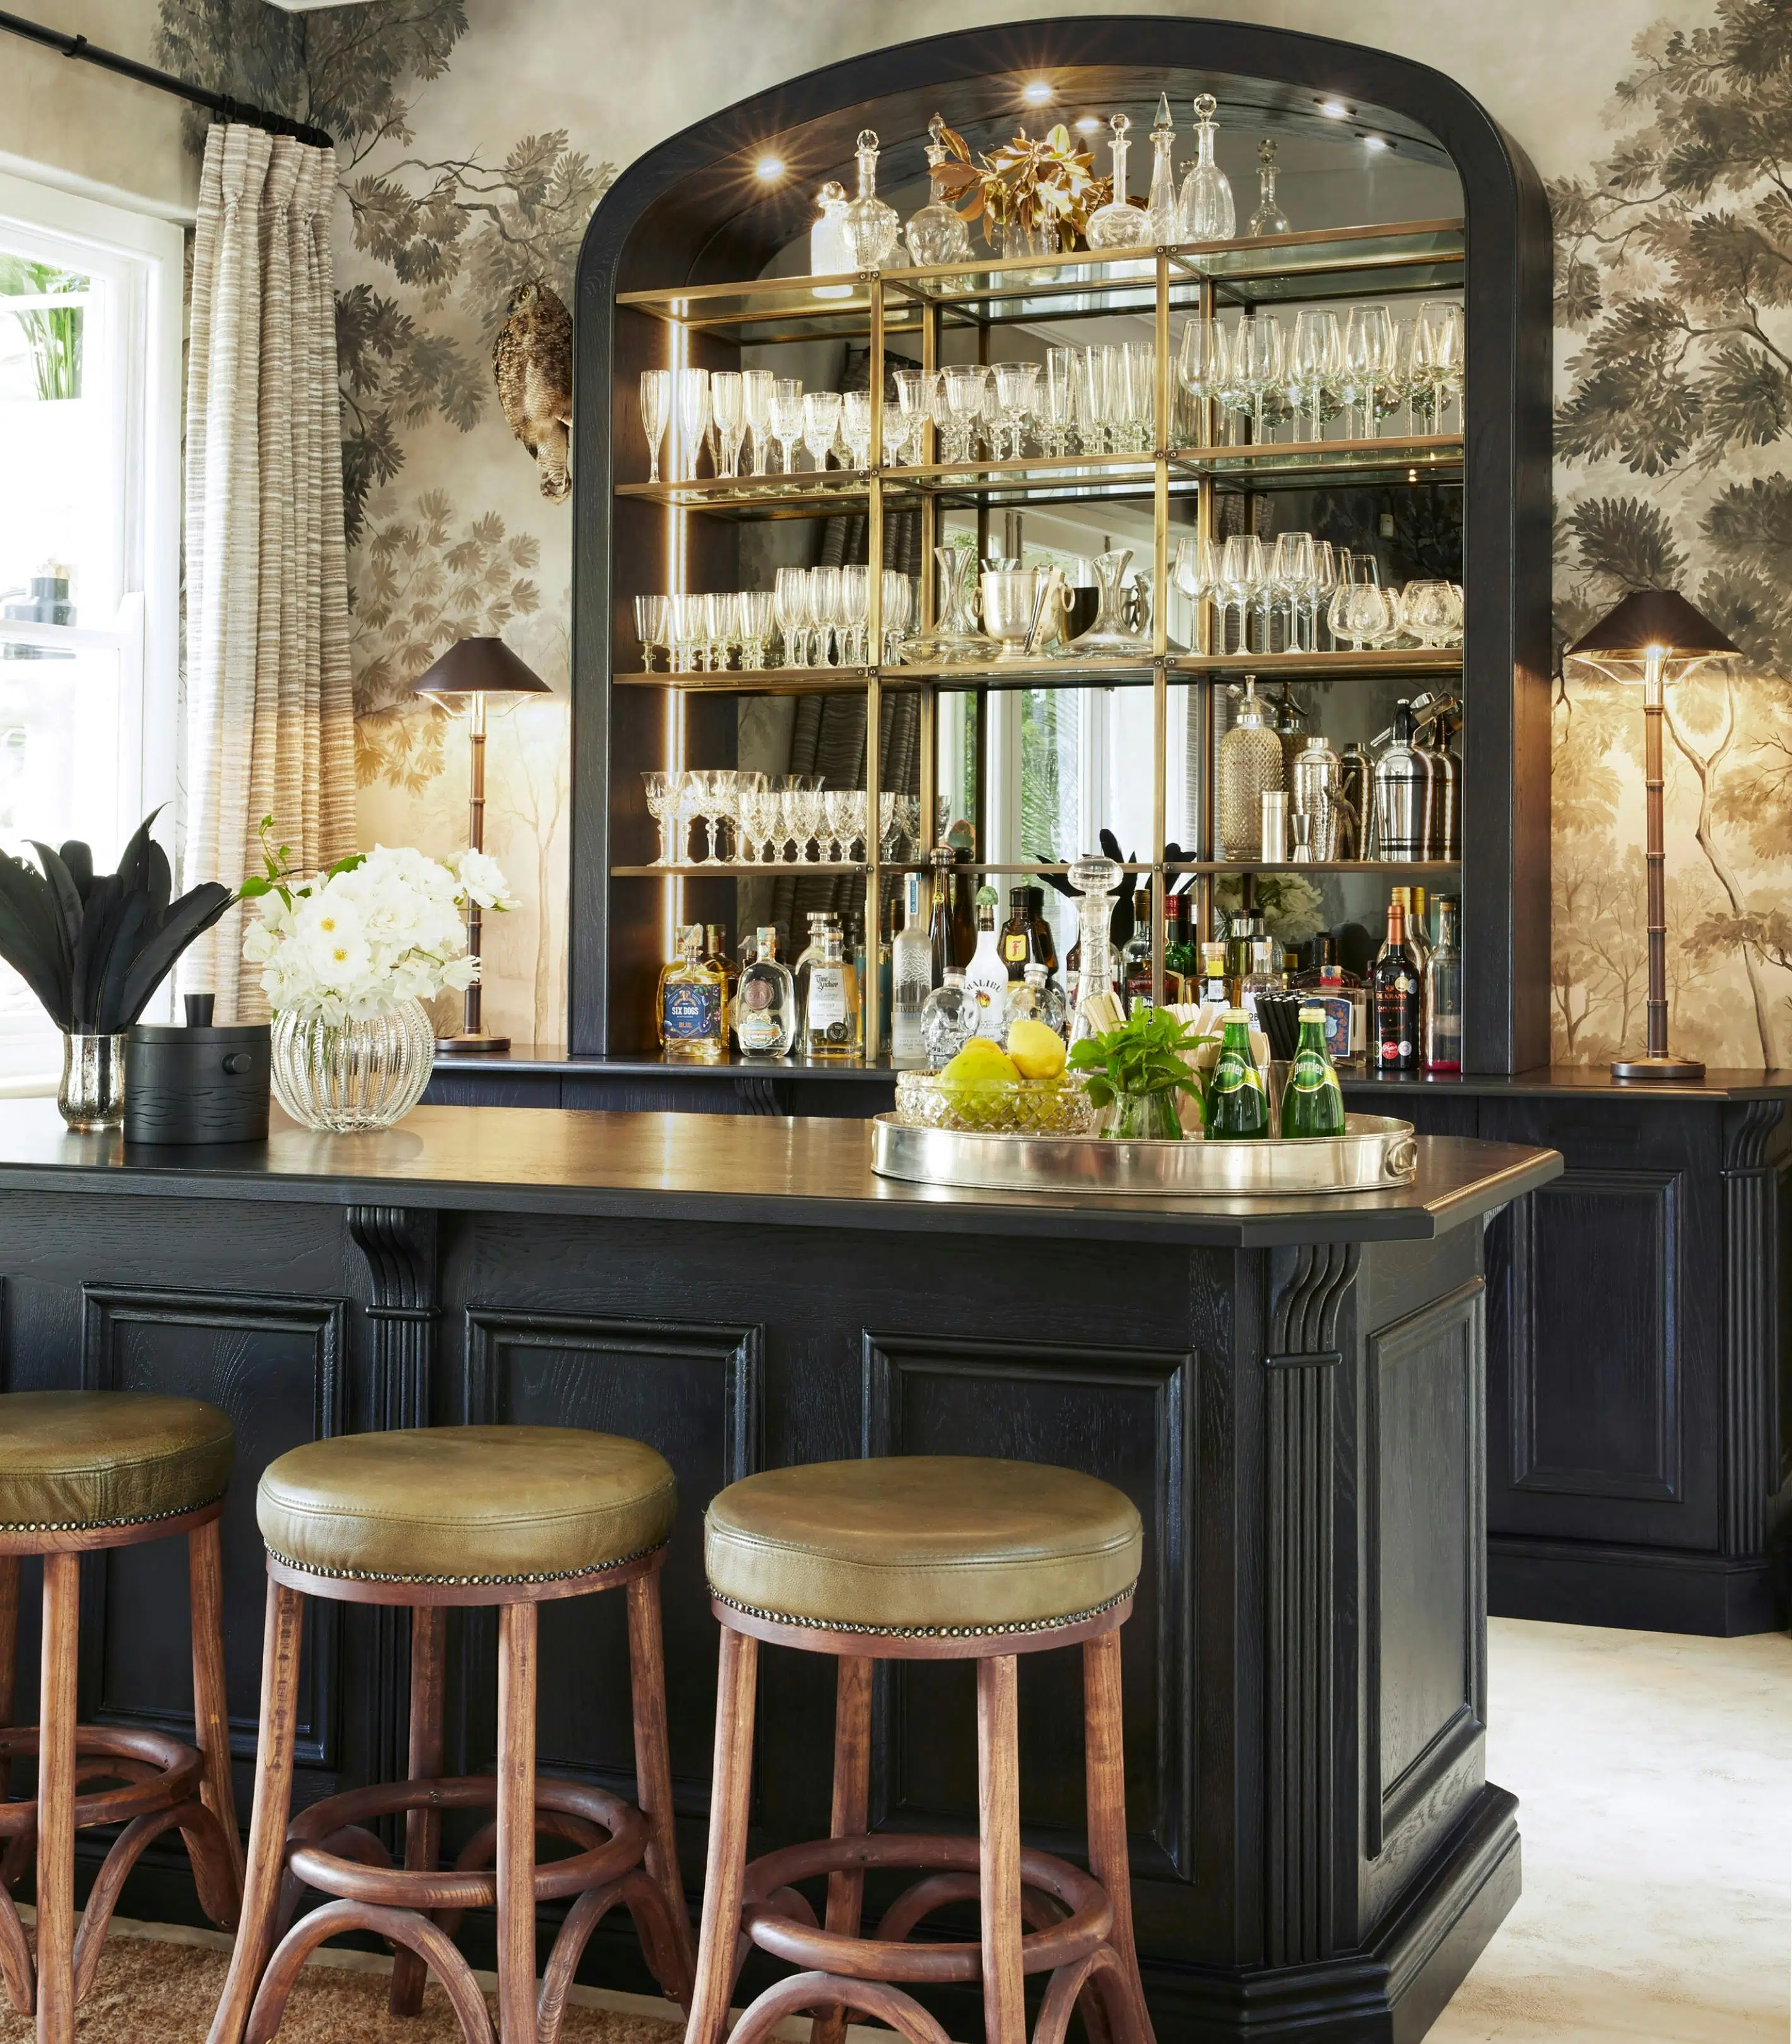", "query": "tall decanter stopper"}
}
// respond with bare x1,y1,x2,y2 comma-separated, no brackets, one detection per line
1145,93,1181,246
842,129,899,269
1179,93,1235,242
1087,114,1140,250
810,180,851,300
906,114,972,267
1247,138,1290,237
1068,852,1122,1043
